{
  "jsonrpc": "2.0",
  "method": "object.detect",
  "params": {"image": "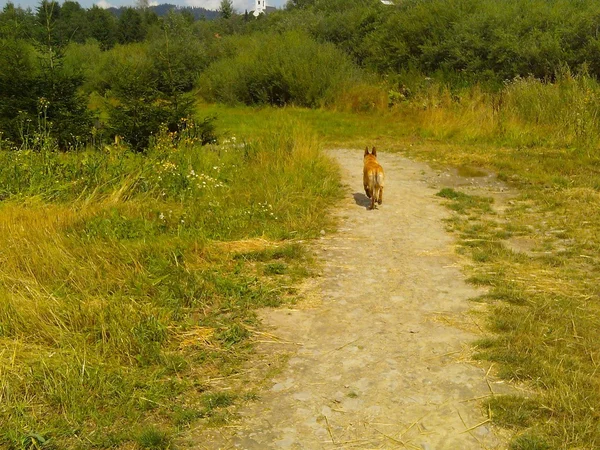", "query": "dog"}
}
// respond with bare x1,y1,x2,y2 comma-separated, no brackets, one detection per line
363,146,384,210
